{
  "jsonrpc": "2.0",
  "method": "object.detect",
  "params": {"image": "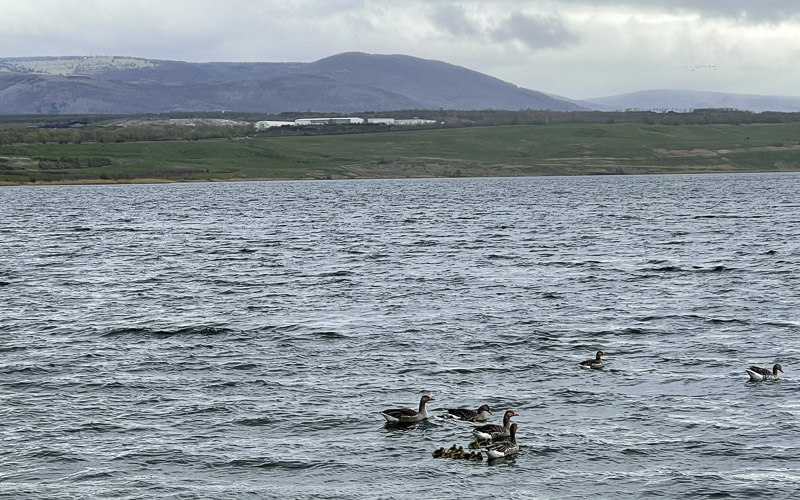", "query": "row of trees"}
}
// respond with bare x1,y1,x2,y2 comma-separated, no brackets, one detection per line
0,124,255,146
383,109,800,127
